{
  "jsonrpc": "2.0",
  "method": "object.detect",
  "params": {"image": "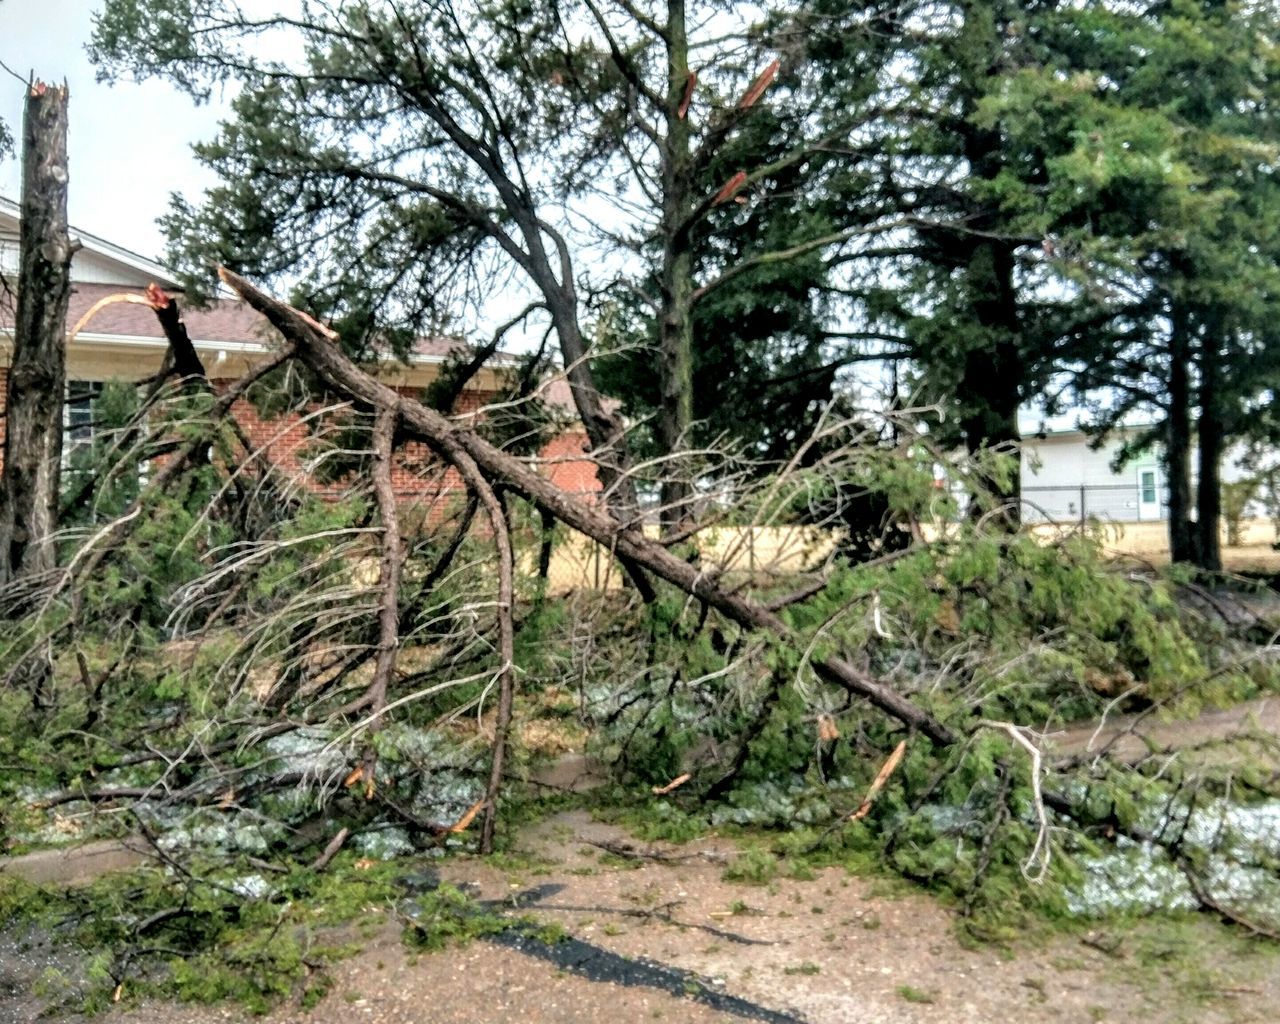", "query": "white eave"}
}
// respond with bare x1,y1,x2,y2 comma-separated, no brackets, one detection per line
0,195,181,289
